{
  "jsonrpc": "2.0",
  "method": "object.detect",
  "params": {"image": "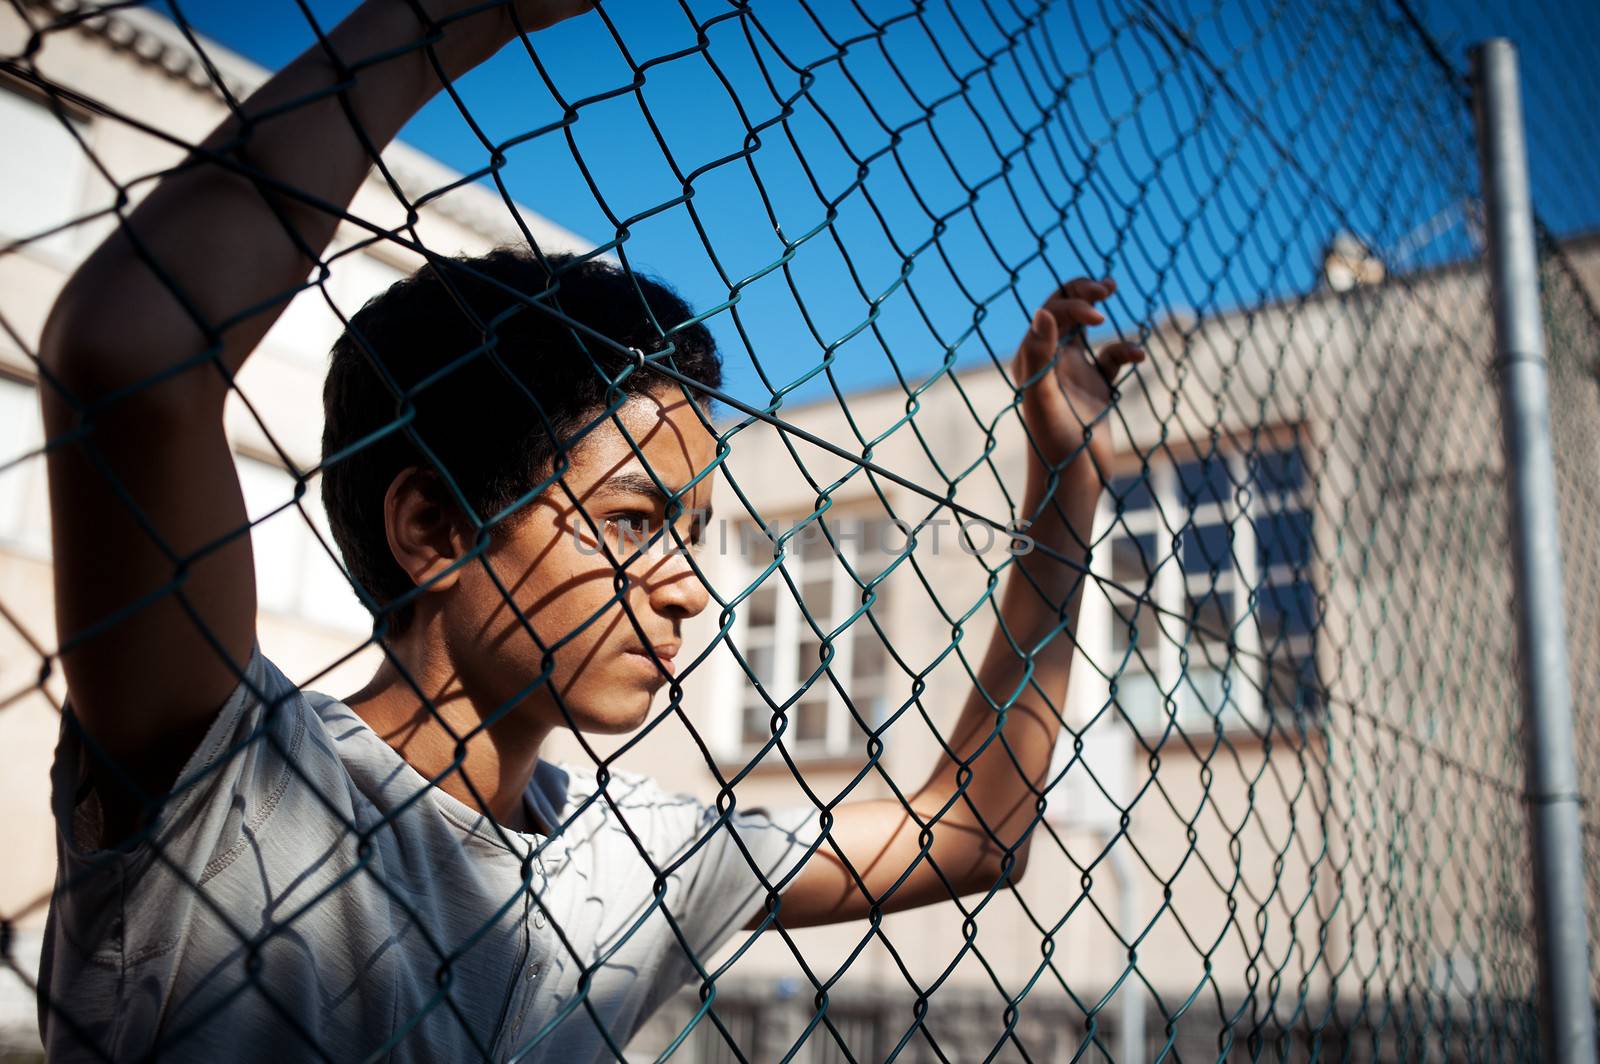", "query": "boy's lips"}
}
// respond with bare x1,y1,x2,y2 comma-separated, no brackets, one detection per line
624,643,679,674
